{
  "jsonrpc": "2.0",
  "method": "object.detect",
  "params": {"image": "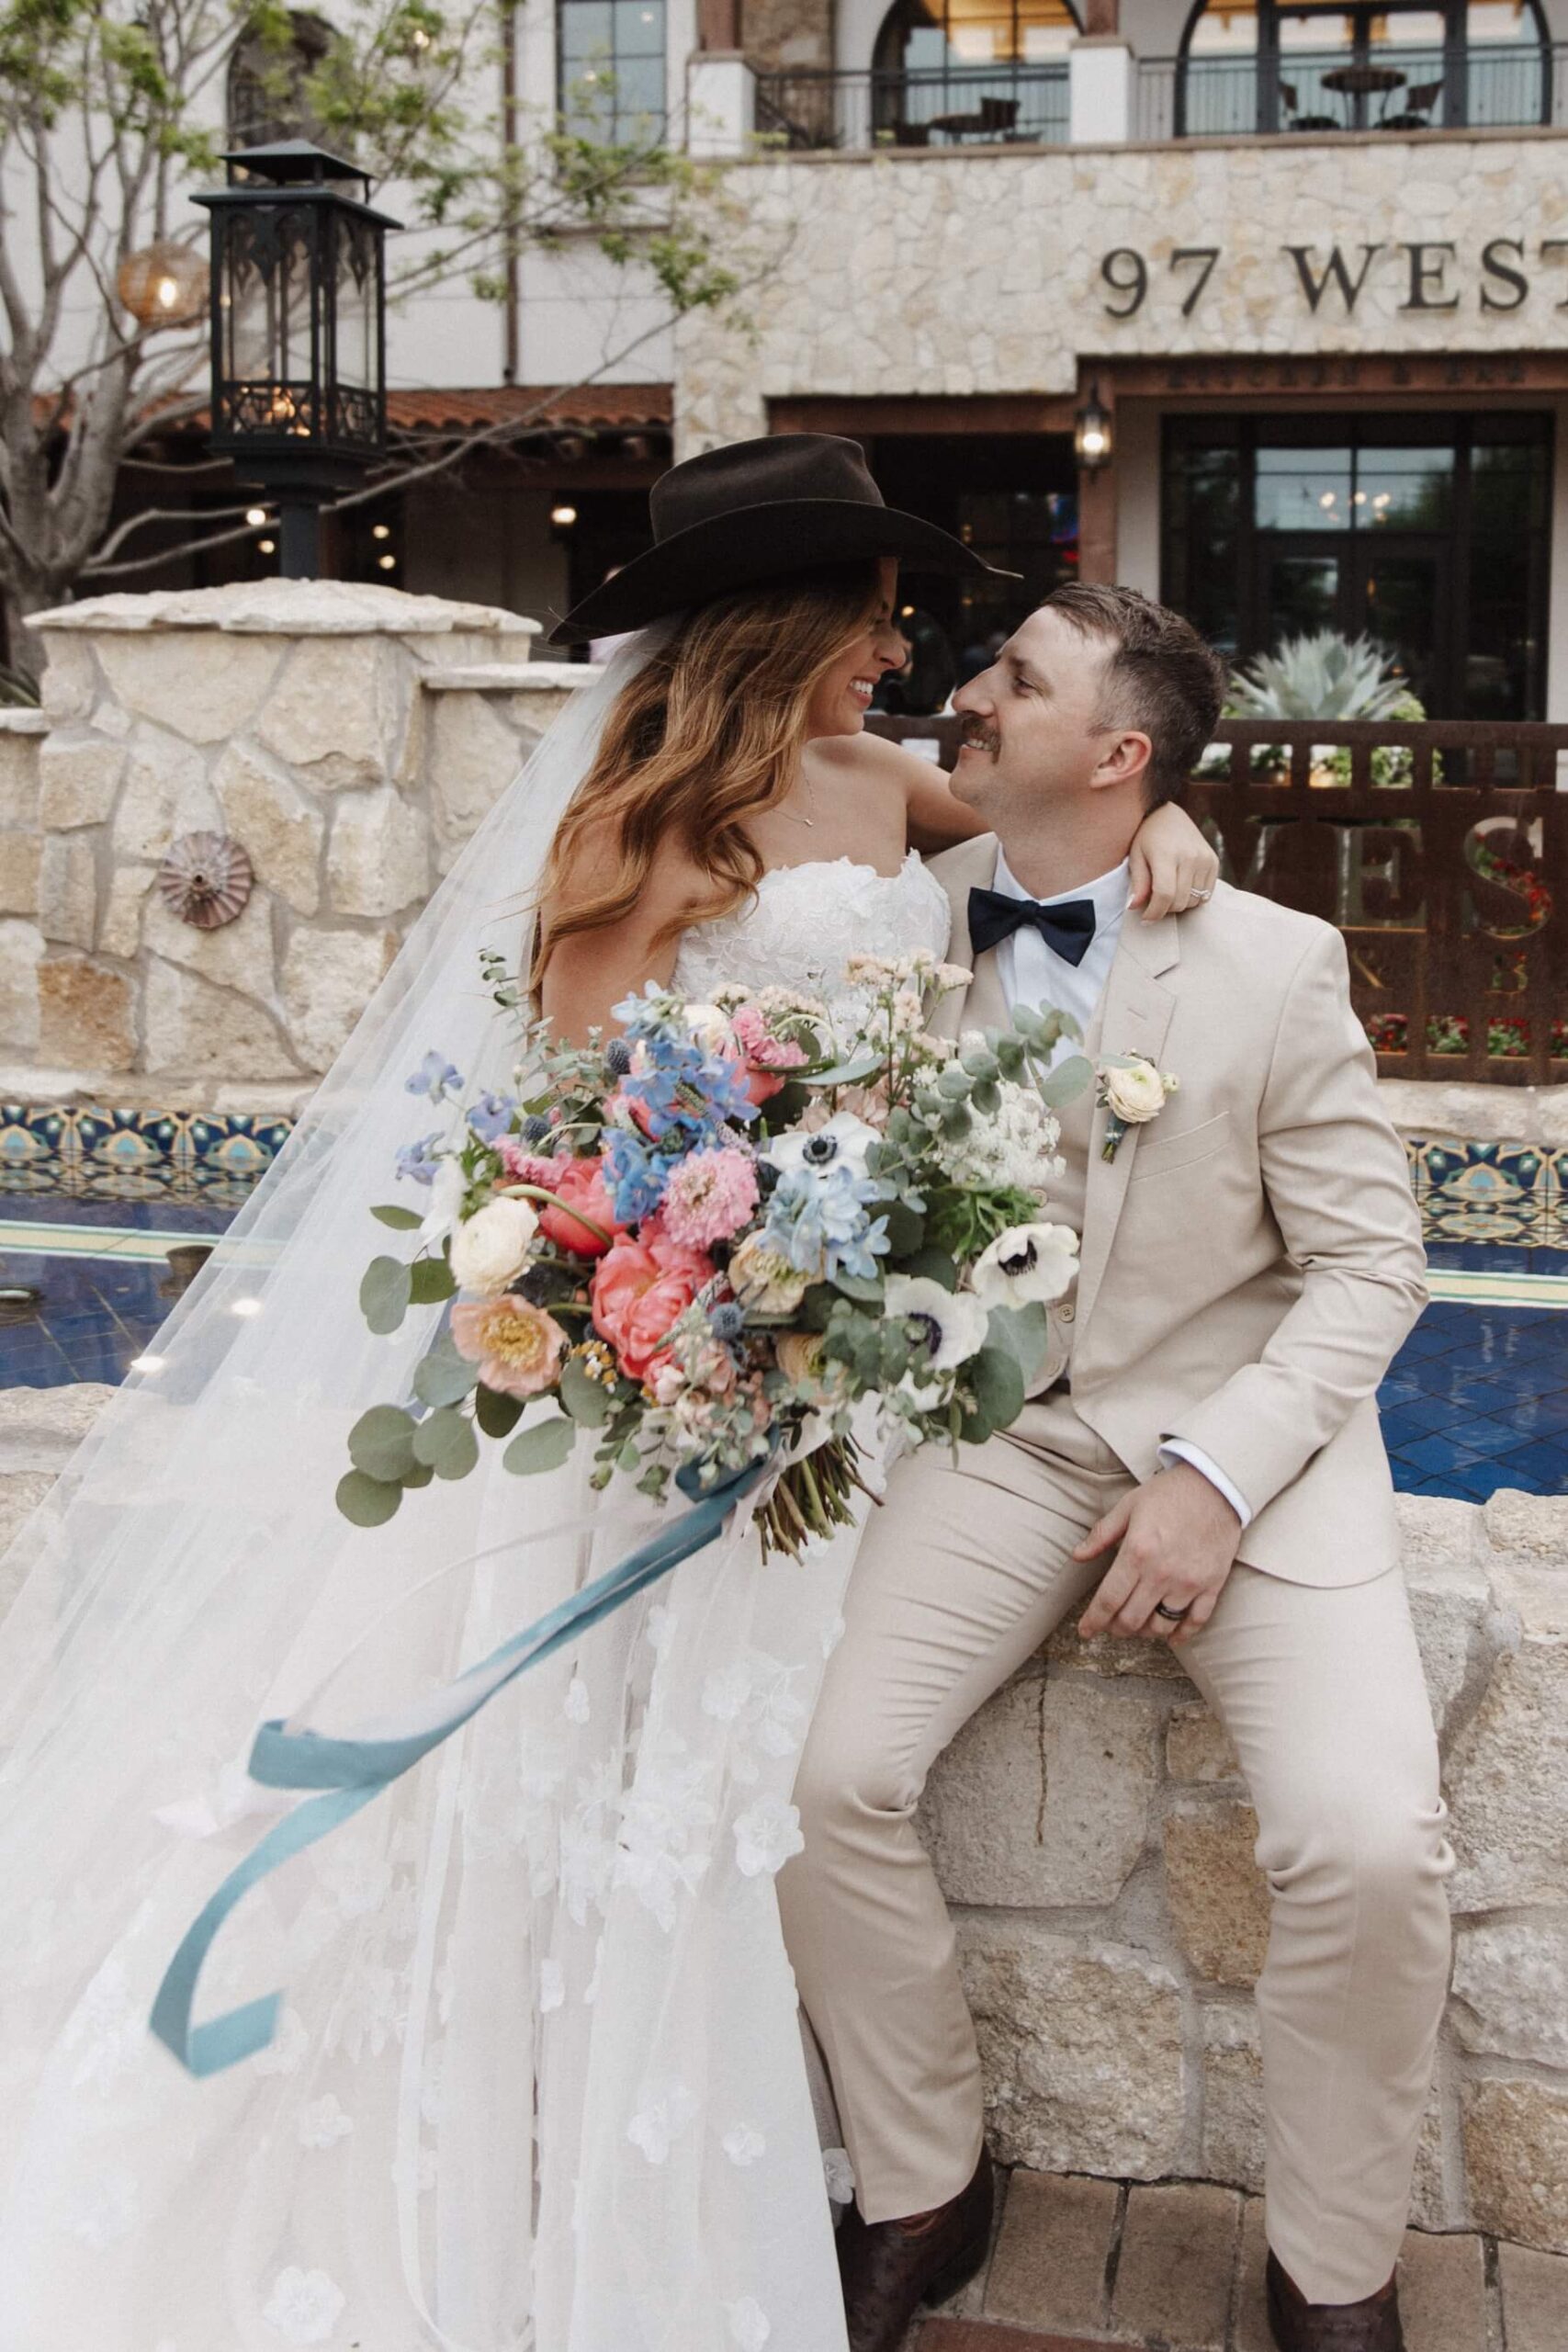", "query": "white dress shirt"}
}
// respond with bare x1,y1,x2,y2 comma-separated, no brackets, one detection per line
987,848,1252,1532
